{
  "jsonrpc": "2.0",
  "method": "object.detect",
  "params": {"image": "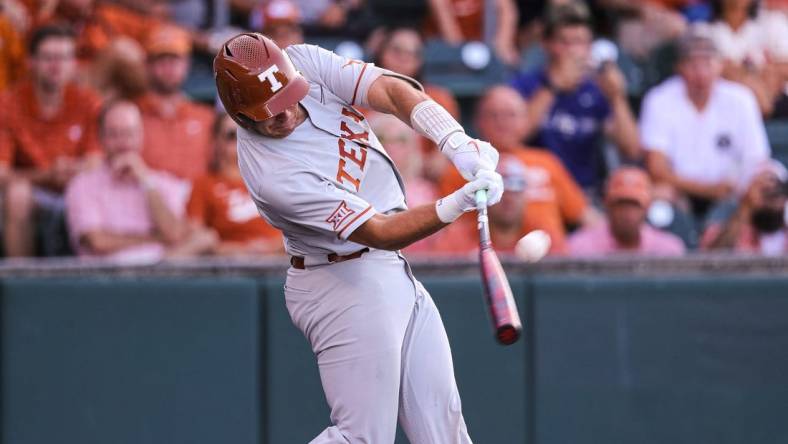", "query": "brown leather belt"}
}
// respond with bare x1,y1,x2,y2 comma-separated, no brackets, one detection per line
290,248,370,270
